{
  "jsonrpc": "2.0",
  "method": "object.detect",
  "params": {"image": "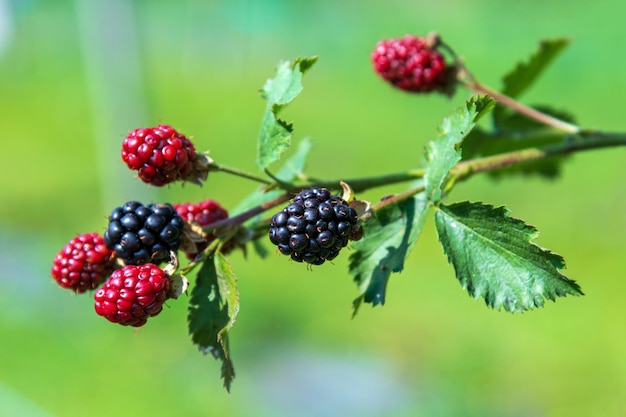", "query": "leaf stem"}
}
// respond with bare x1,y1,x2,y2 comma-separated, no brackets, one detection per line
452,131,626,181
308,169,426,193
459,70,580,134
192,131,623,258
461,77,580,133
368,184,426,214
203,192,293,234
209,162,273,185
